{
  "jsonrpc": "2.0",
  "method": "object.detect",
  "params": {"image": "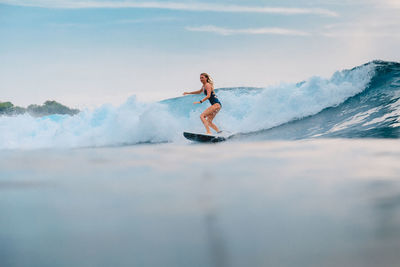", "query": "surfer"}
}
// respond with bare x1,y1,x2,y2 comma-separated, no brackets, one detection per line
183,73,222,134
